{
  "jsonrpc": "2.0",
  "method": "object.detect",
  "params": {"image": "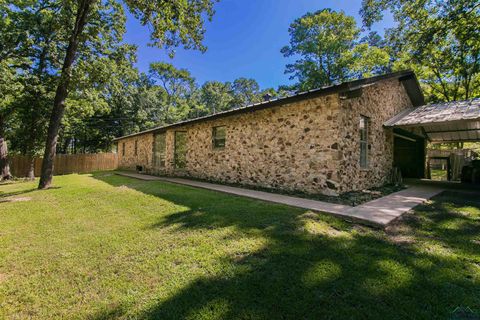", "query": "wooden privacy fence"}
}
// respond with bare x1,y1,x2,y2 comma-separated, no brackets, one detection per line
9,153,118,177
